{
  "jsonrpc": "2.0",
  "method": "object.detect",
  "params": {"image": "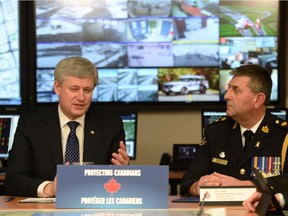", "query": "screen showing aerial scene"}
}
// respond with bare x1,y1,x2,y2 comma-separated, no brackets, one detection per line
0,0,21,105
35,0,279,103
